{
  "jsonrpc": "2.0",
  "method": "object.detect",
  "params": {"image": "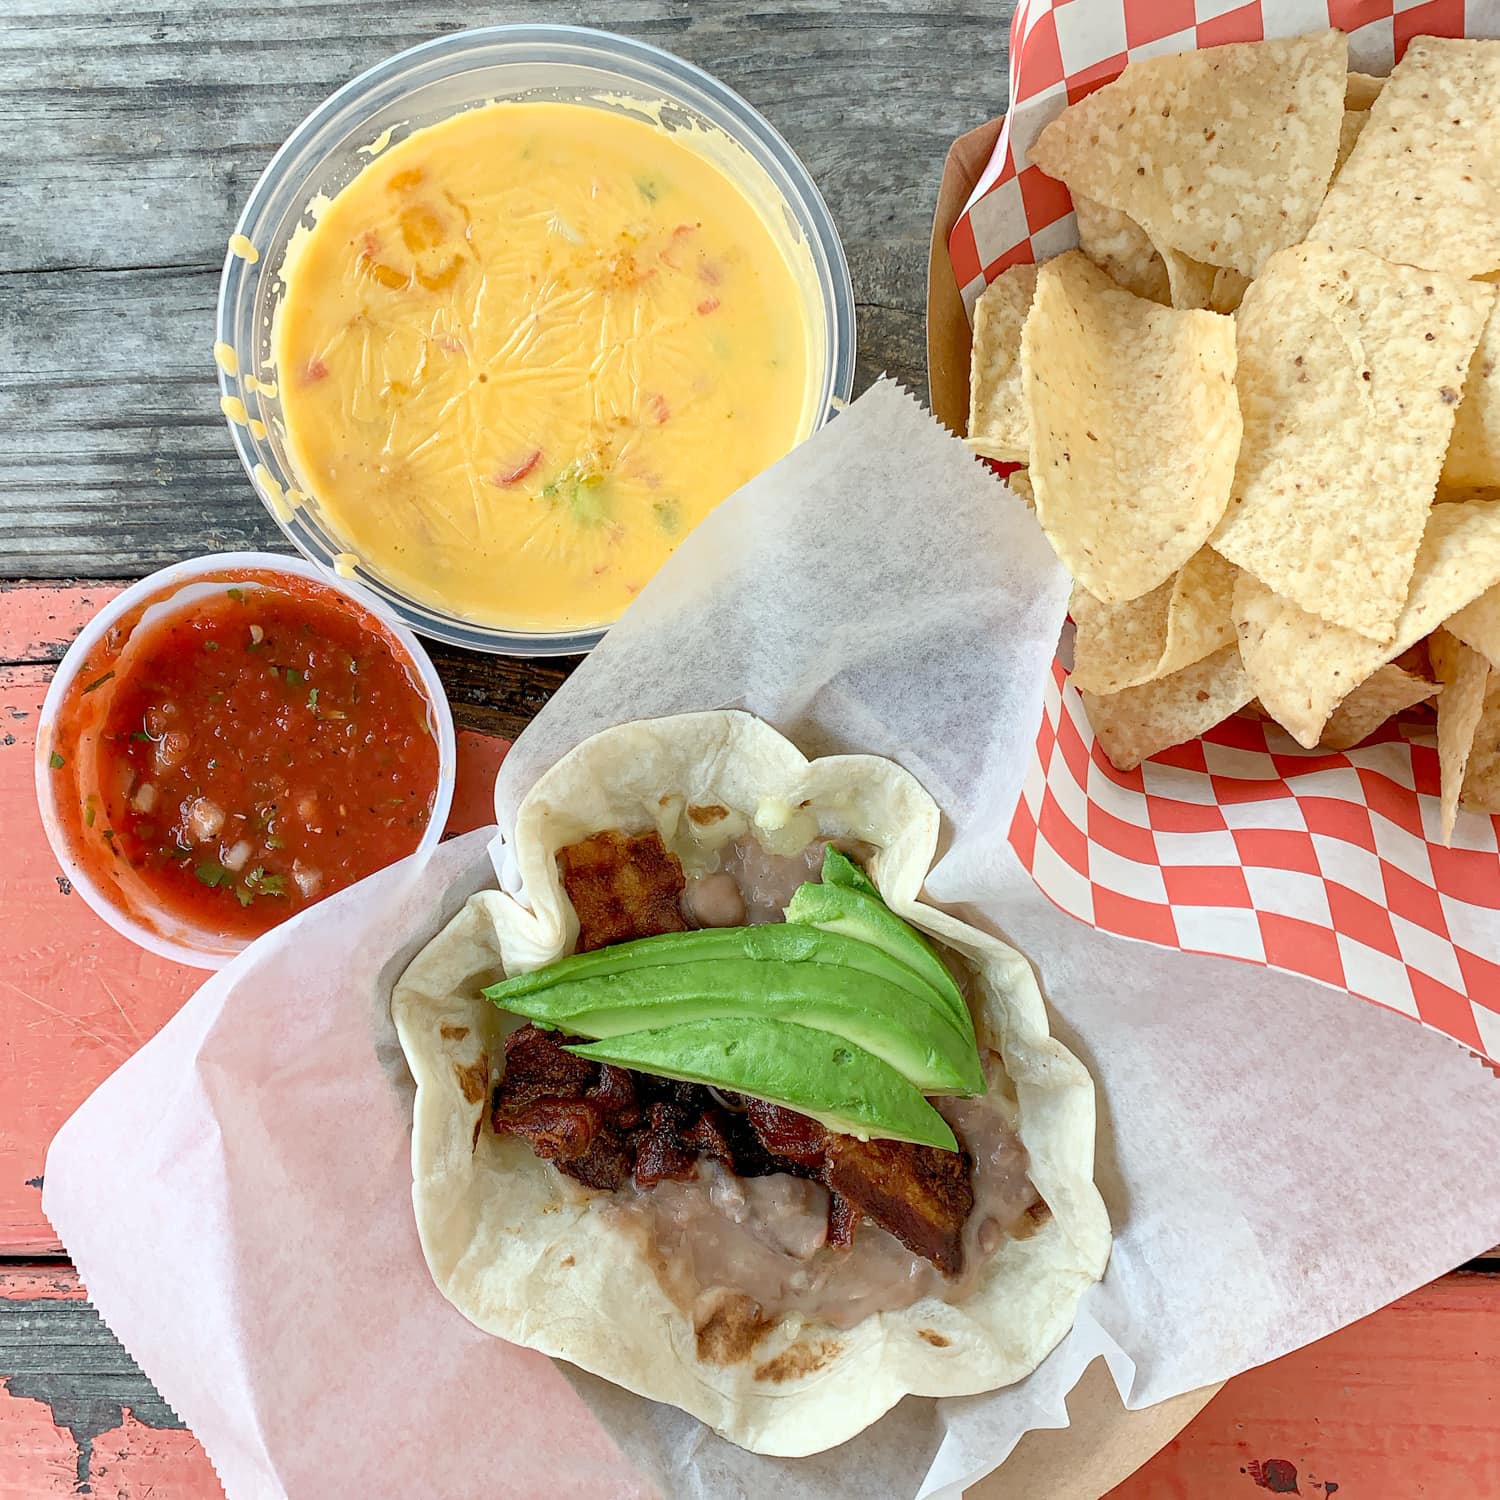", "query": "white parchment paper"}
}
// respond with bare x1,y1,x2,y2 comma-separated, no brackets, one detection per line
44,383,1500,1500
